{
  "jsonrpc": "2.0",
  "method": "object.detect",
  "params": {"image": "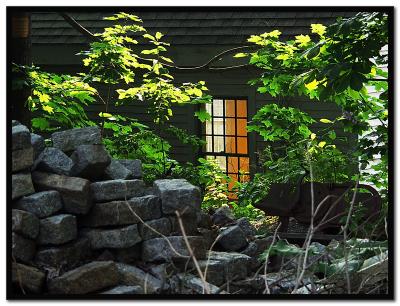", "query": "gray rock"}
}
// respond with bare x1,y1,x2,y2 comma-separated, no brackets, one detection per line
153,179,201,215
12,209,40,239
142,236,206,262
90,179,145,202
310,241,326,254
261,271,317,294
101,285,143,294
48,261,119,294
197,211,212,229
34,147,74,175
31,133,45,159
35,238,91,270
148,263,175,281
218,225,248,251
95,250,115,262
117,159,142,179
38,214,77,245
70,144,111,179
144,186,155,195
12,232,36,263
168,211,199,236
207,251,251,282
32,171,92,214
177,273,222,294
12,262,45,293
12,120,21,127
229,276,266,294
104,159,132,180
189,259,225,286
114,245,142,263
12,124,31,151
241,241,258,258
83,224,142,249
51,126,102,152
211,205,235,226
198,228,218,250
291,284,318,294
14,191,62,218
12,147,34,173
81,195,161,227
240,241,263,270
237,217,256,238
12,173,35,200
139,218,171,240
253,236,274,254
116,263,163,294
